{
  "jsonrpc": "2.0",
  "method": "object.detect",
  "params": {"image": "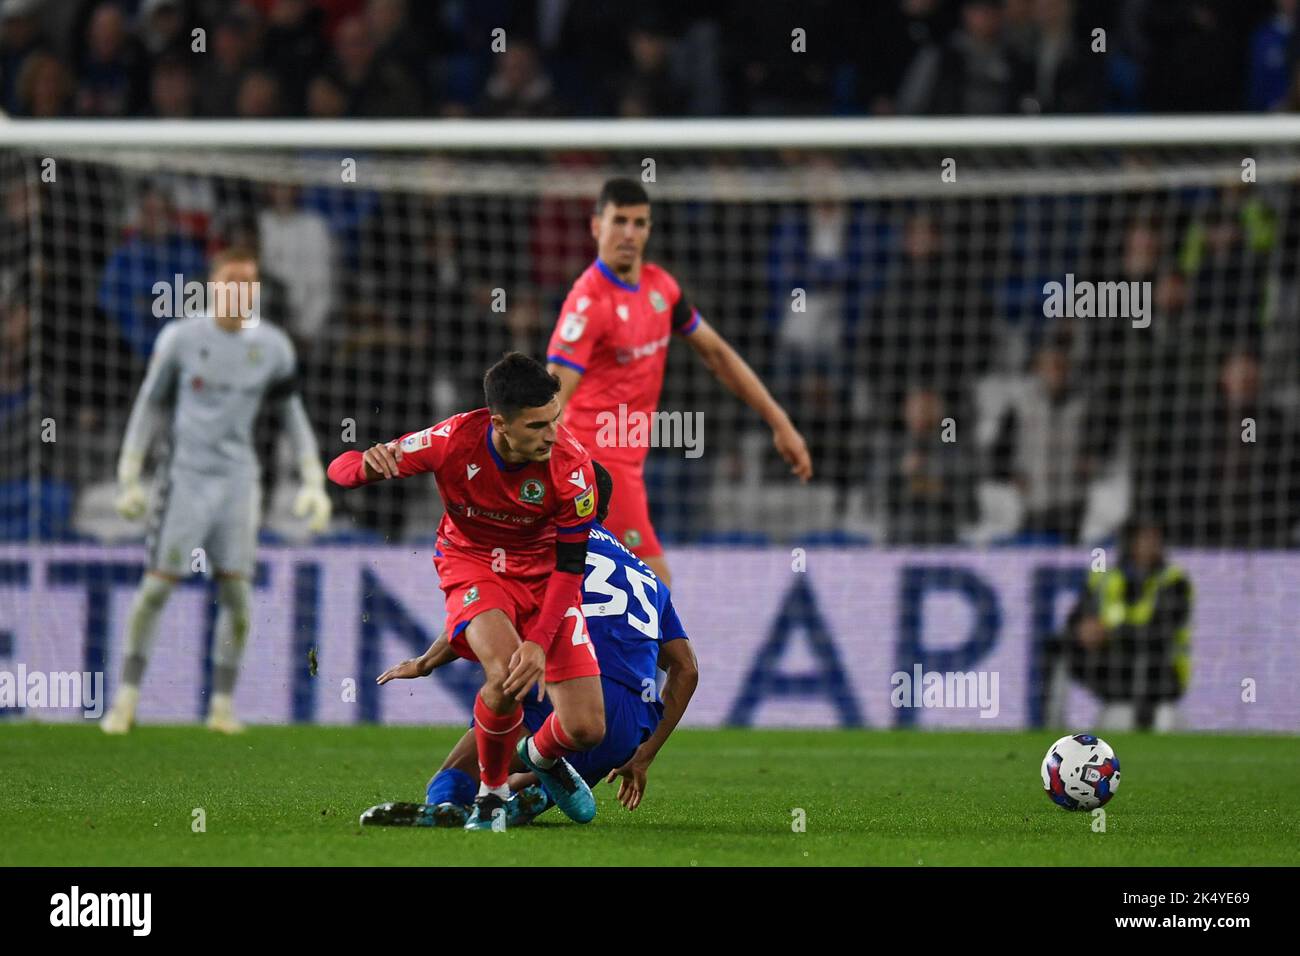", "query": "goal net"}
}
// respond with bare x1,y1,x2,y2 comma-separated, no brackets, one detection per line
1,118,1298,731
